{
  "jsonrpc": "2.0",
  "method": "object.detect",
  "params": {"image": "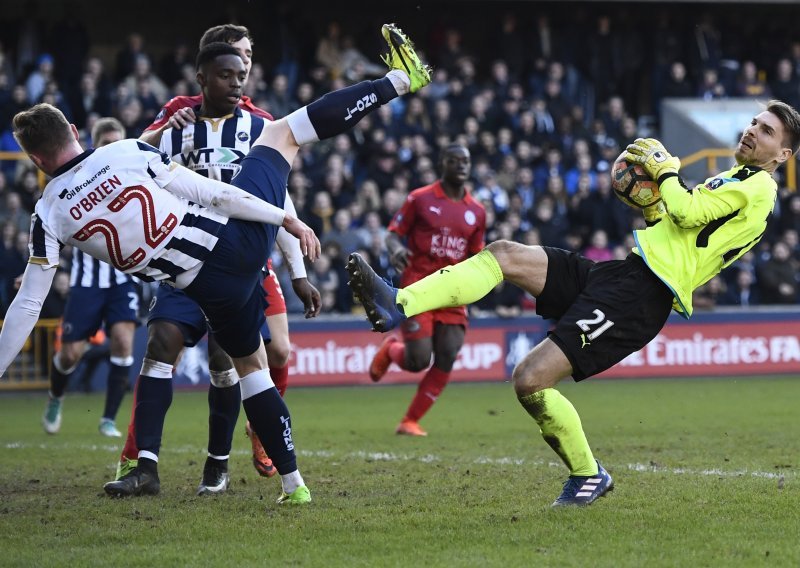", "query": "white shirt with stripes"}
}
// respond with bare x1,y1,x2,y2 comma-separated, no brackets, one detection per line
29,139,229,284
159,106,265,183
